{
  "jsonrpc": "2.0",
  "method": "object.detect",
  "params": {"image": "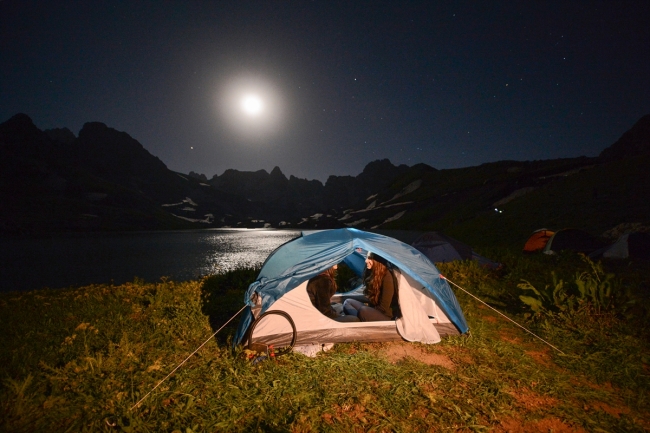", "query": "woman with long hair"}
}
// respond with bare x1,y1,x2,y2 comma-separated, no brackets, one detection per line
342,252,399,321
306,264,340,319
